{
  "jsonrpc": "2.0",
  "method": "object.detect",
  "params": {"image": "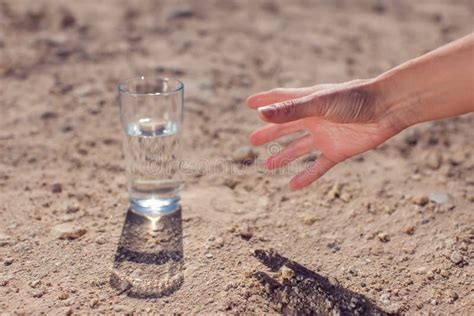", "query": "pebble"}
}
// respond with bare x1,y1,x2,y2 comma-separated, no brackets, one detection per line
212,236,224,248
383,205,394,214
429,191,450,204
3,257,13,266
279,266,294,281
425,152,442,170
378,232,390,243
65,202,80,214
302,214,317,226
58,292,69,300
446,289,458,301
327,183,341,199
420,218,430,225
239,225,253,240
232,146,257,164
339,192,352,203
95,236,106,245
412,195,429,206
403,225,415,235
426,271,435,280
440,269,450,278
51,183,62,193
205,253,213,259
450,251,463,264
32,290,45,298
328,276,339,287
0,233,12,246
380,293,391,306
52,223,87,240
29,280,41,288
